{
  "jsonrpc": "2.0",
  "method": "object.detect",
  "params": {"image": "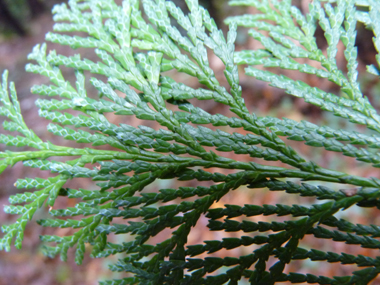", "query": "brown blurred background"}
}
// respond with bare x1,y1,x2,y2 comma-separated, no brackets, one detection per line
1,0,380,284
